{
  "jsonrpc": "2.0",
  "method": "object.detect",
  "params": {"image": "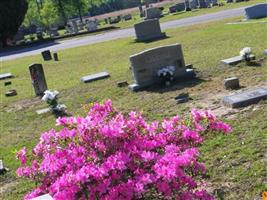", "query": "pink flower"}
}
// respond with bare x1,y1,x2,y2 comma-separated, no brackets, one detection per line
17,147,27,165
16,100,231,200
